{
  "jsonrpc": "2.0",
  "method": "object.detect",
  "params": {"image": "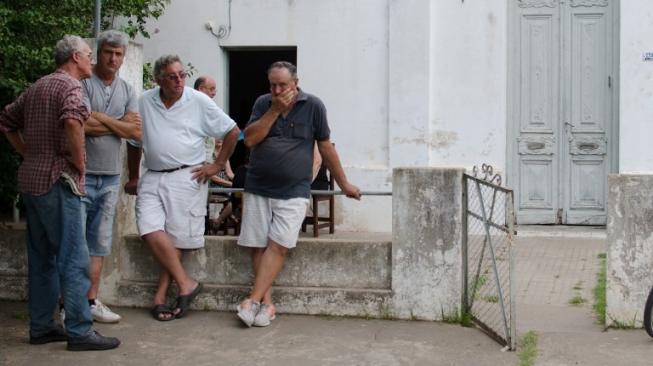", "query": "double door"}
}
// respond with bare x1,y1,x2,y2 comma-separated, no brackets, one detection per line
509,0,618,225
